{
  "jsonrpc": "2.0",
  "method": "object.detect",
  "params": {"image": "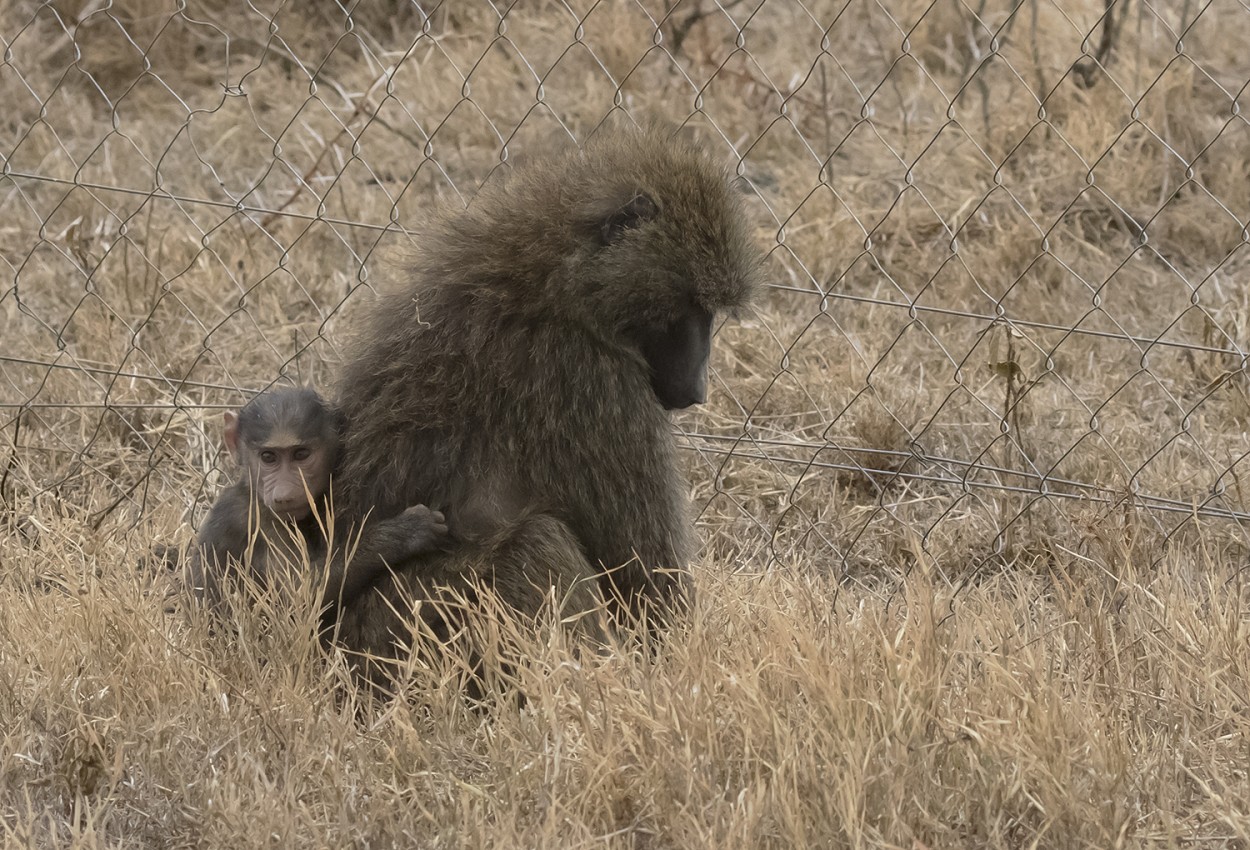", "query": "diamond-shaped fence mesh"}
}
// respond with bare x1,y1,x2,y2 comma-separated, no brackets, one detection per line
4,0,1250,582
